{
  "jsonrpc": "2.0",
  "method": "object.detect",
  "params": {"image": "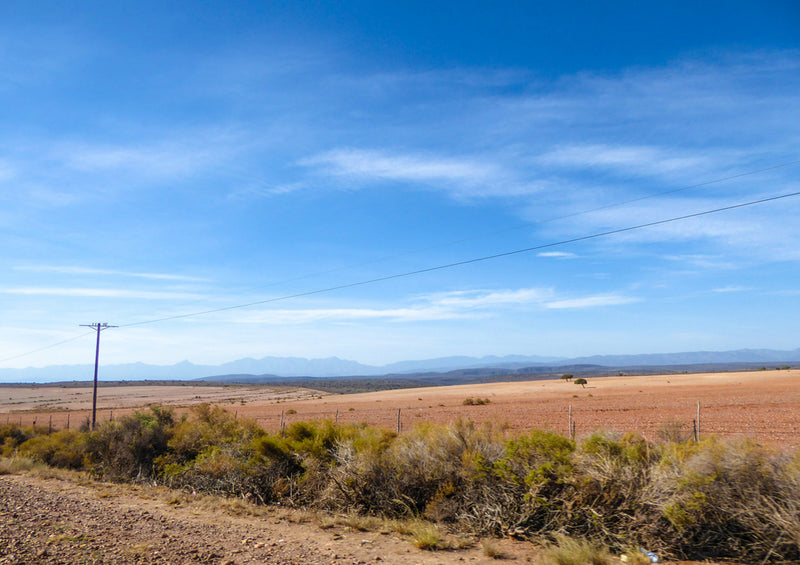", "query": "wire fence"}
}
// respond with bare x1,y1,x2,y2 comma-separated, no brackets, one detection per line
5,401,798,448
